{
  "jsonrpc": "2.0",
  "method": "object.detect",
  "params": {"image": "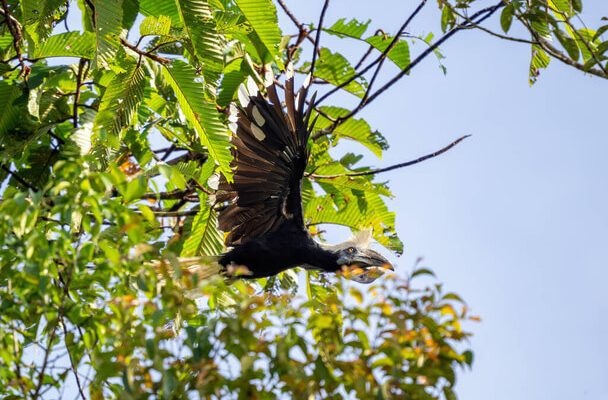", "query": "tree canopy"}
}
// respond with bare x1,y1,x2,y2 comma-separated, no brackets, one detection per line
0,0,604,398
